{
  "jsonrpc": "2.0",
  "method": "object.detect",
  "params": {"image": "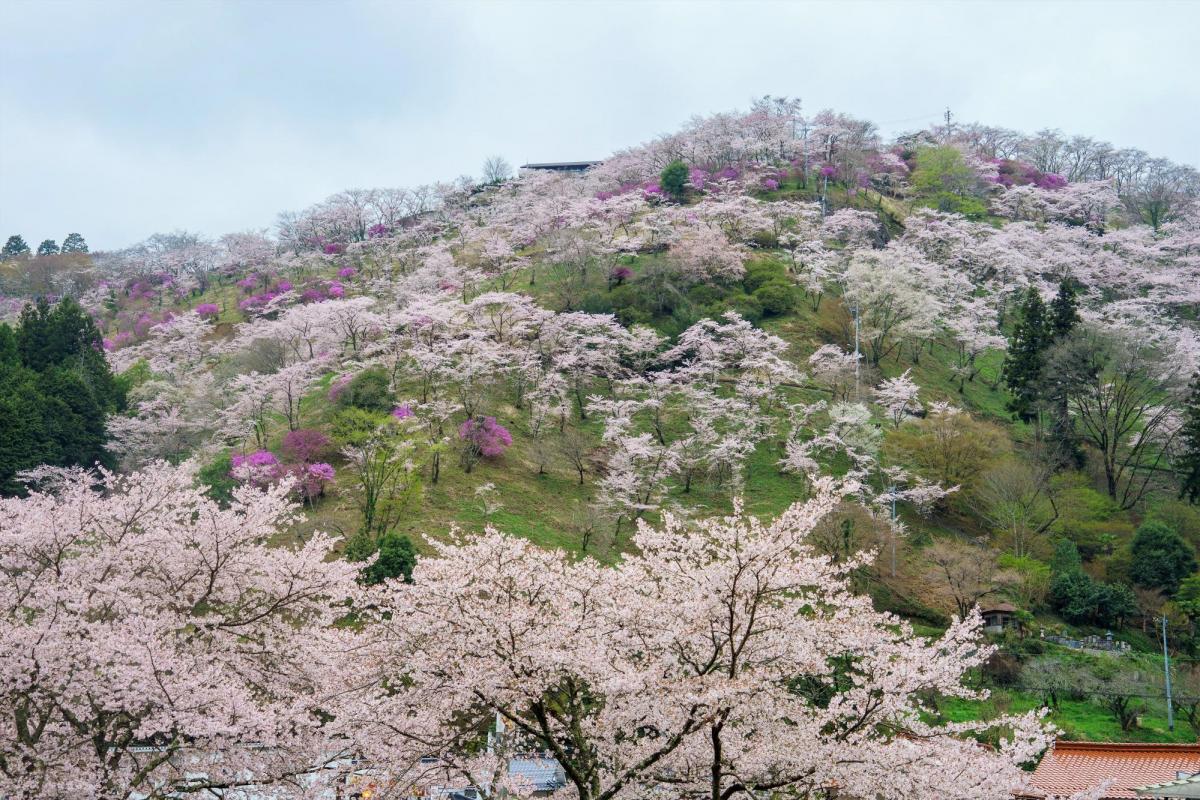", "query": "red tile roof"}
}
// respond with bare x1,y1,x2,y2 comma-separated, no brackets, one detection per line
1018,740,1200,799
